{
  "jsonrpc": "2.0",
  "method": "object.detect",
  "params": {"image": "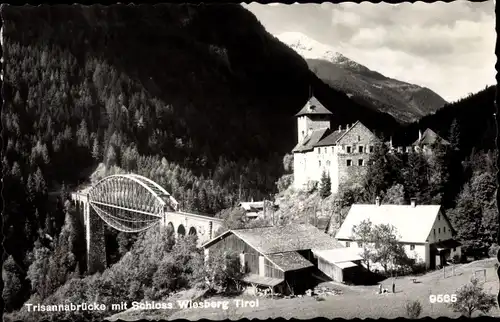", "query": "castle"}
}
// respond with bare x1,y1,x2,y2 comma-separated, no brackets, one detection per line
292,97,449,194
